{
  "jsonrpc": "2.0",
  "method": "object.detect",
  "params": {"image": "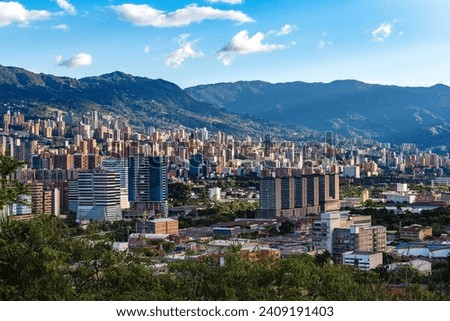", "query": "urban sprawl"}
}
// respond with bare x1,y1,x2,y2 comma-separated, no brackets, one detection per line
2,109,450,276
